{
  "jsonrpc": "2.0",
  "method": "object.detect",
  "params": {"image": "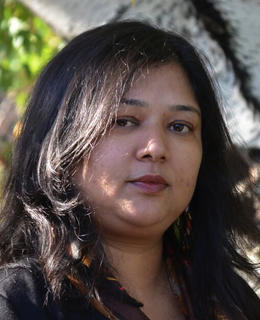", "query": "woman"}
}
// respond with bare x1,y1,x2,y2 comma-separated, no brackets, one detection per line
0,21,259,320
